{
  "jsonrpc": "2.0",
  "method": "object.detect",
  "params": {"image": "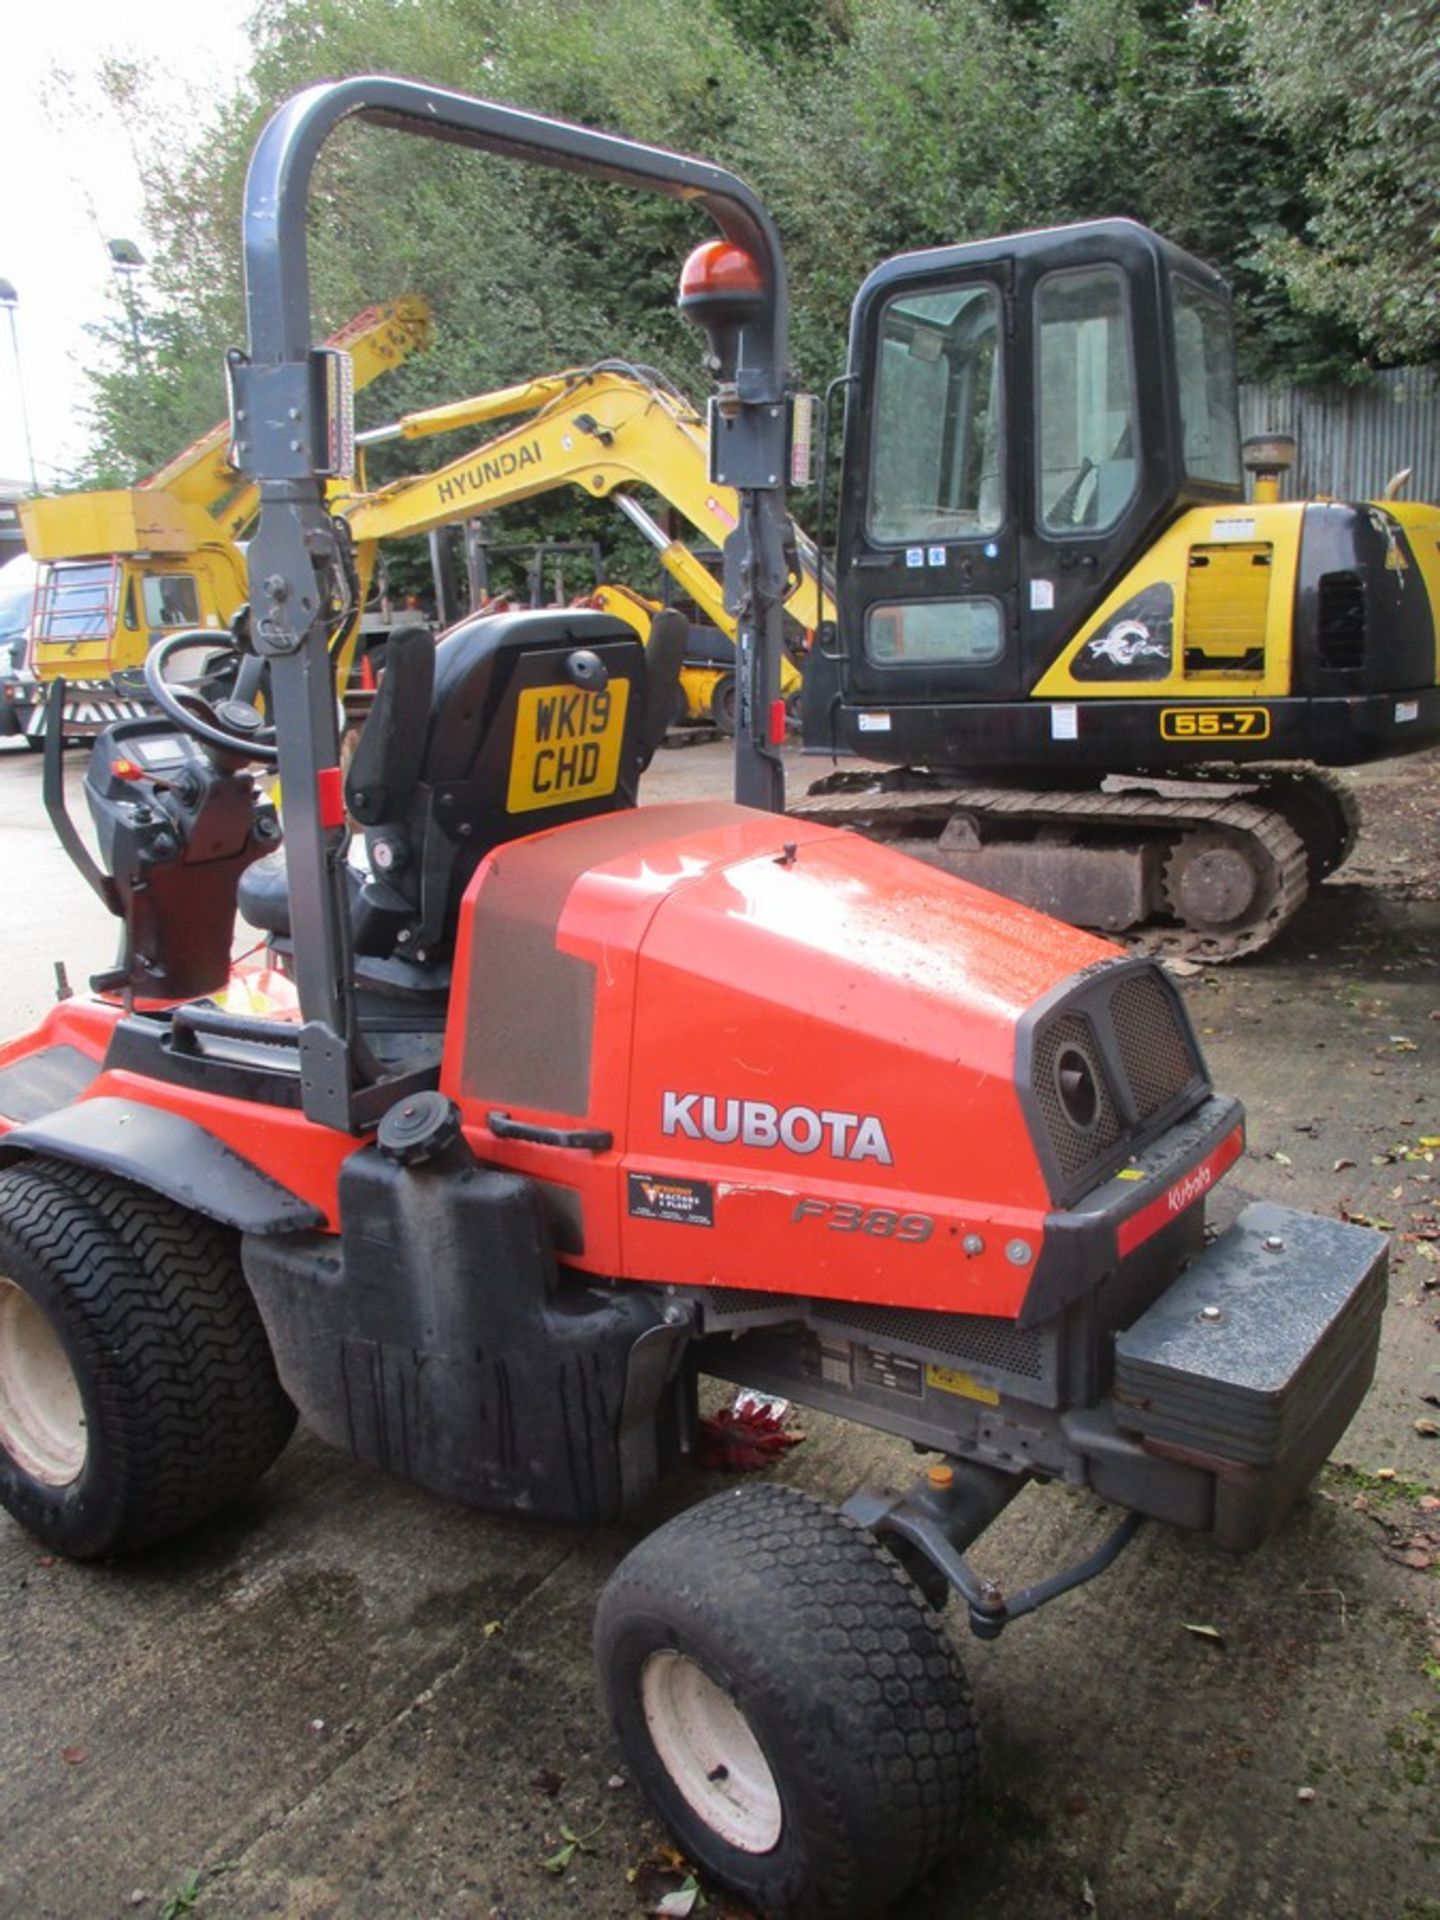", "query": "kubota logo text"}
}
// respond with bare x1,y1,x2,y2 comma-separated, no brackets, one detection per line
1165,1163,1214,1215
661,1092,893,1165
